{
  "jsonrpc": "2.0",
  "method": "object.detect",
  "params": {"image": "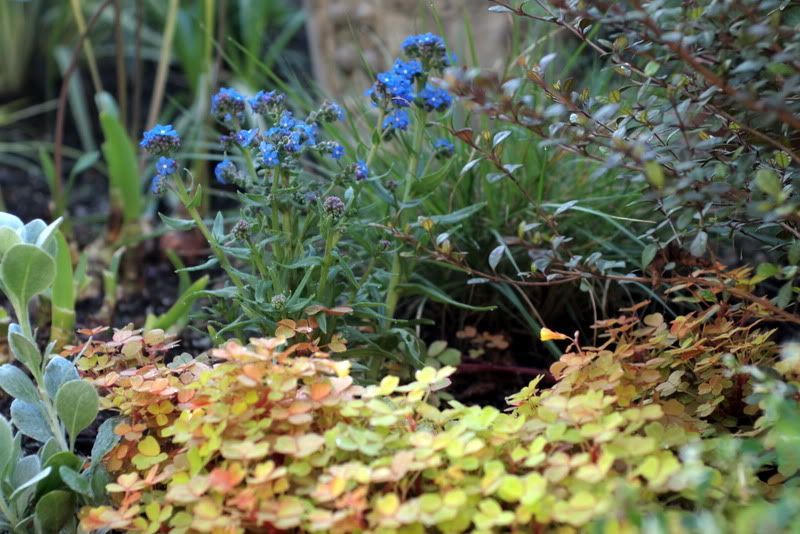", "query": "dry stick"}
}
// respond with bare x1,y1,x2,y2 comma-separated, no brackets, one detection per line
131,0,144,139
68,0,103,94
113,0,127,130
145,0,179,130
53,0,115,200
